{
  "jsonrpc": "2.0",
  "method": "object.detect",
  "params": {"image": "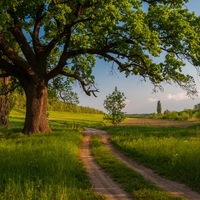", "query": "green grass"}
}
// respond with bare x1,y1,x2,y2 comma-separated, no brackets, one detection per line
90,136,185,200
0,110,104,200
9,109,105,130
49,111,105,129
103,125,200,193
4,110,199,199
